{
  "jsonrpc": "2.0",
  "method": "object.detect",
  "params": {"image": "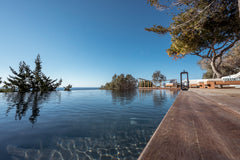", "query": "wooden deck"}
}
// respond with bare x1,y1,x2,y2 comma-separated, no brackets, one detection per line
138,89,240,160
